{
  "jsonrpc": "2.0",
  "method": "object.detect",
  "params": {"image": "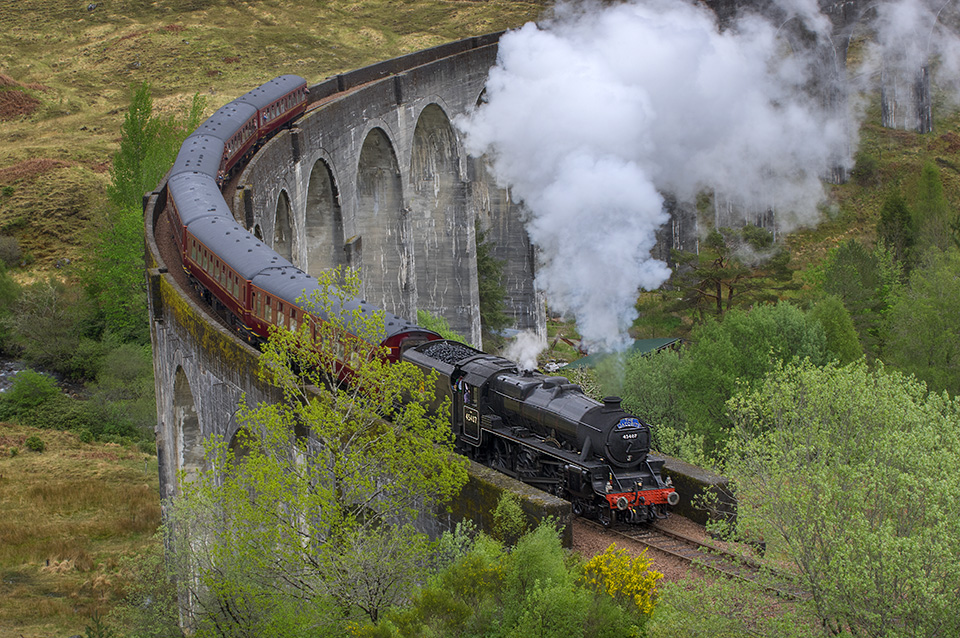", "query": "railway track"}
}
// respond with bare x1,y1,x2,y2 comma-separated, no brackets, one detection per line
580,518,807,599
